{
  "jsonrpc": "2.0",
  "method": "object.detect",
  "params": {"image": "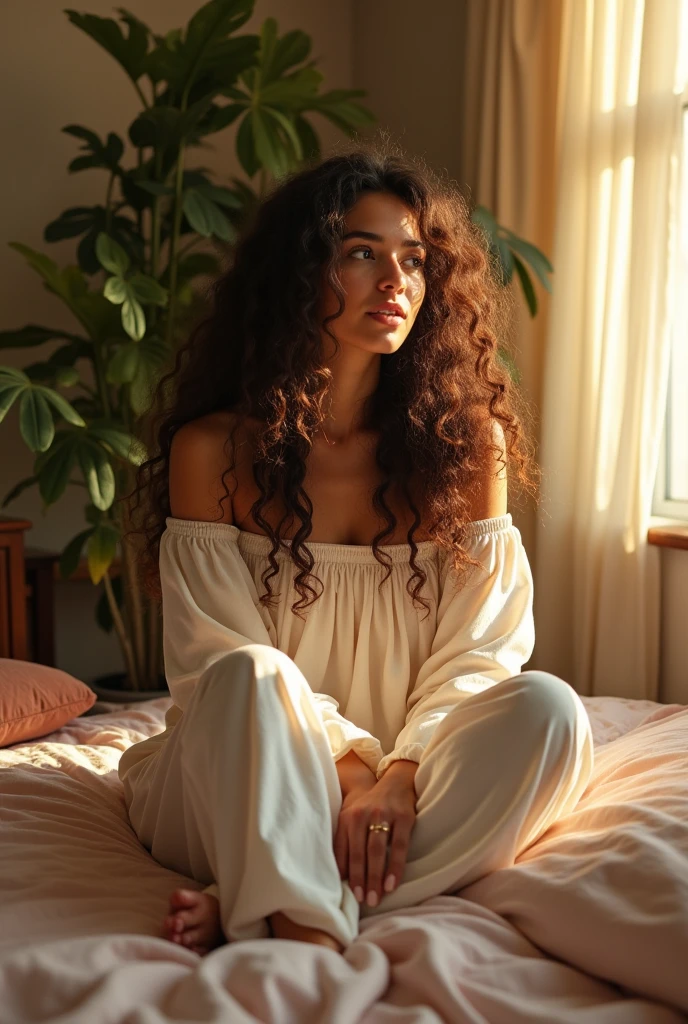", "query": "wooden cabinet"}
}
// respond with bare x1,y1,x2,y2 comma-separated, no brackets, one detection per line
0,516,32,660
0,516,125,666
0,516,60,665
